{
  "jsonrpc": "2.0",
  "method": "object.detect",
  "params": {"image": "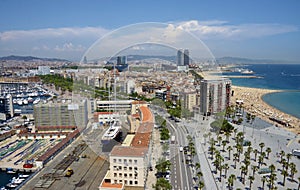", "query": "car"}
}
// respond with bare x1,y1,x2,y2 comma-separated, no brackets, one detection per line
179,146,183,152
165,174,170,181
